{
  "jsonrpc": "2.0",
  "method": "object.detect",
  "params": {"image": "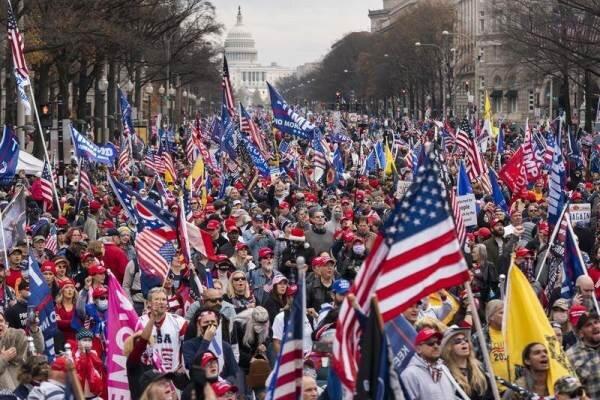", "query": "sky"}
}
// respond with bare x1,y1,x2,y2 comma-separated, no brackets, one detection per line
213,0,381,69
